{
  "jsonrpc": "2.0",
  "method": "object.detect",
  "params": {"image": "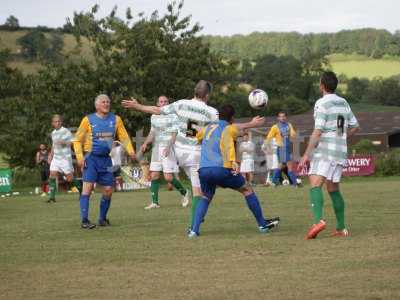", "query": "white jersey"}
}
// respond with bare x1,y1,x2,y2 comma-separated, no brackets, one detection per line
51,126,72,160
150,114,179,147
160,99,219,150
240,141,255,161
